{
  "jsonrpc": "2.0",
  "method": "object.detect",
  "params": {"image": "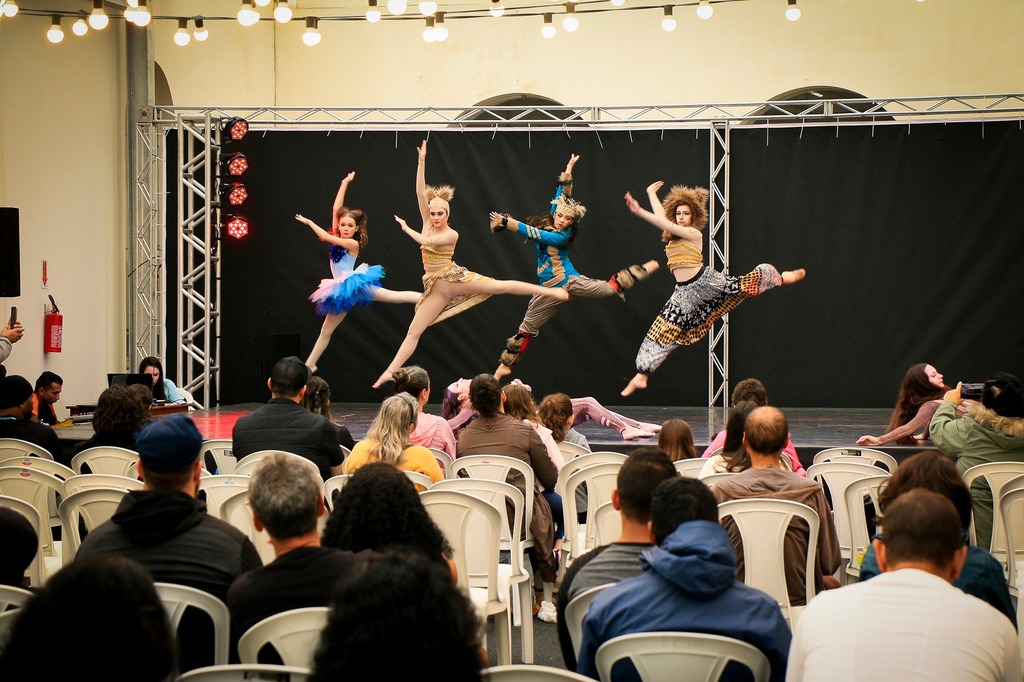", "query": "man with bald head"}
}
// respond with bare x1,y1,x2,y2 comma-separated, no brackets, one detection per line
712,406,841,605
